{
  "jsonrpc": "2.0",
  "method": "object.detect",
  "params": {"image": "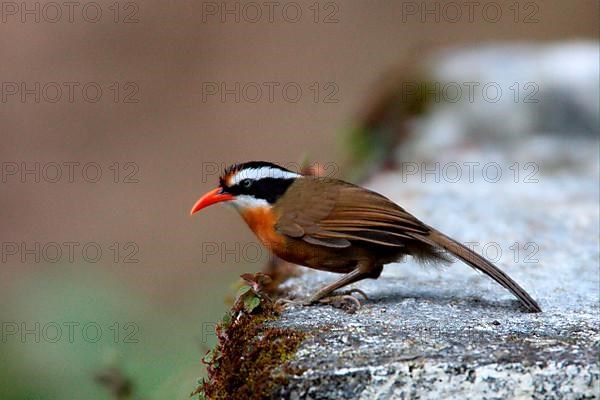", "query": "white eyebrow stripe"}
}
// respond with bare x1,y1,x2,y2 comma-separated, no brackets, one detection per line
230,167,299,185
